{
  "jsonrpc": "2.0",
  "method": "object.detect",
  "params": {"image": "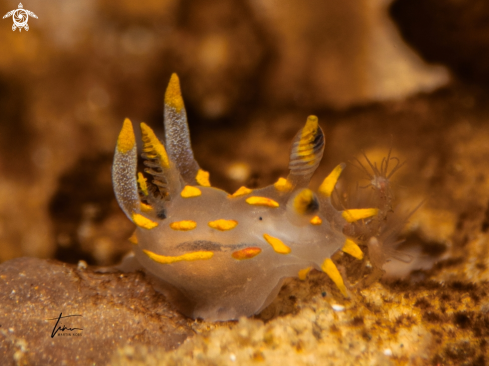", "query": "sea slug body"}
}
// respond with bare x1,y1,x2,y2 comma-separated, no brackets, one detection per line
112,73,398,321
